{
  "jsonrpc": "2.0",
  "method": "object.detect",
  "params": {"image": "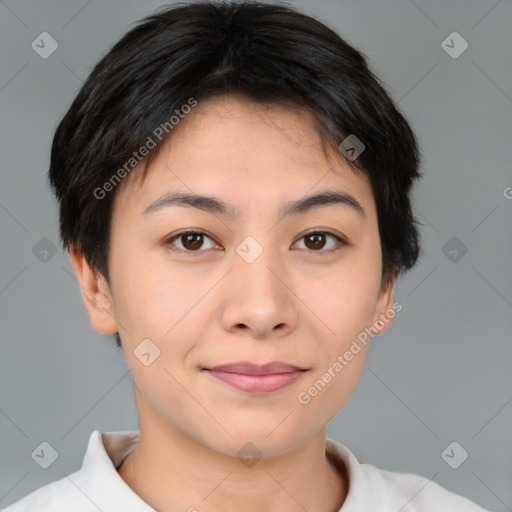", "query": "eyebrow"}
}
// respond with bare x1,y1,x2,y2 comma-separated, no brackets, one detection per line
142,189,366,219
